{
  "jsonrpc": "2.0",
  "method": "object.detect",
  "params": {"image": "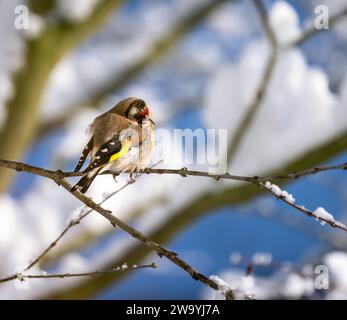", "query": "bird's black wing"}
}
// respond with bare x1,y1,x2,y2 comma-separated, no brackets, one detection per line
83,135,123,173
